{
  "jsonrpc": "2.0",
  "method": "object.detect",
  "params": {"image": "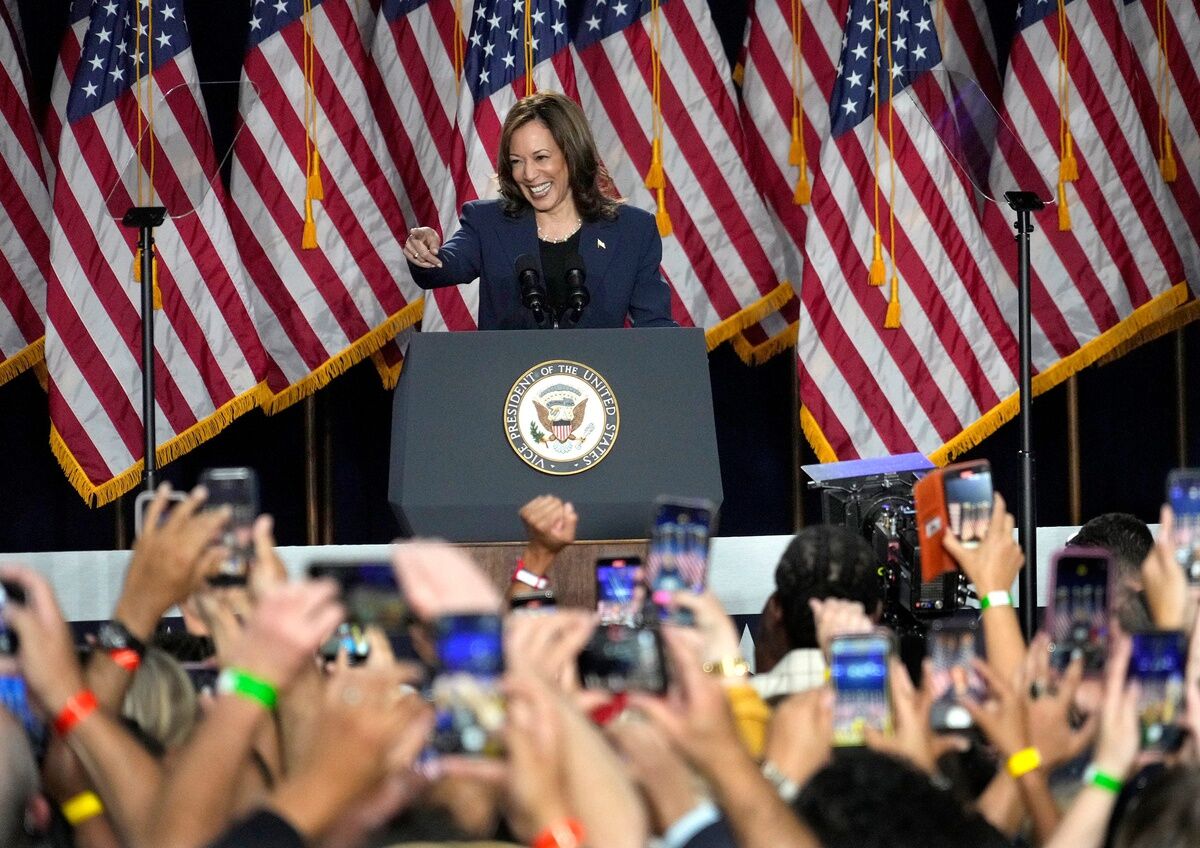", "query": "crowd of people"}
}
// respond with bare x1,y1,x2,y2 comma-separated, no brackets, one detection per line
1,481,1199,848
